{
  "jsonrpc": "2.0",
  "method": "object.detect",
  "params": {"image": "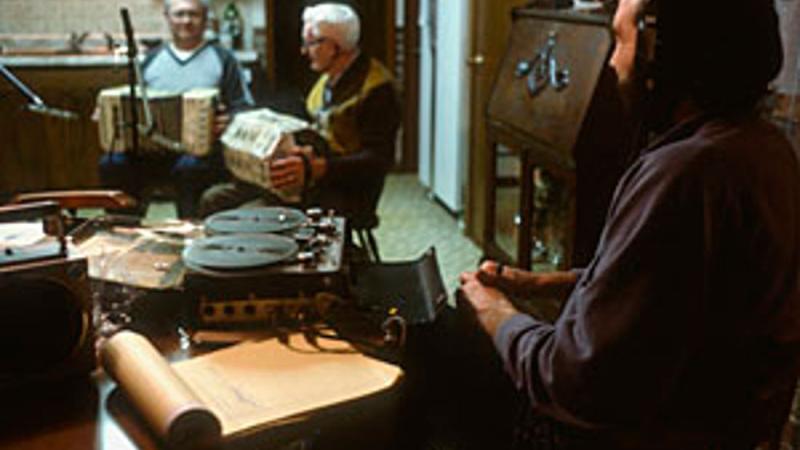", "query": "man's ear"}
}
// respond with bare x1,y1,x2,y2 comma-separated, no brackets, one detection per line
331,42,342,60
